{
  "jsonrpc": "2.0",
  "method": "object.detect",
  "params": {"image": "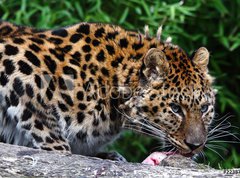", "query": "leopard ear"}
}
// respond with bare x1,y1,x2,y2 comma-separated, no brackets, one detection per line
142,48,169,80
192,47,209,71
